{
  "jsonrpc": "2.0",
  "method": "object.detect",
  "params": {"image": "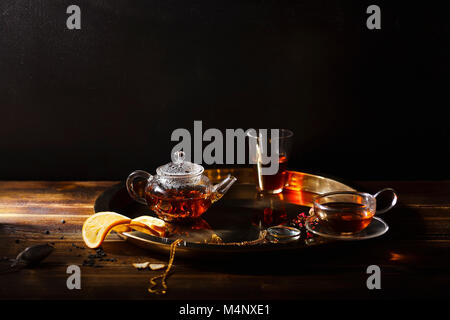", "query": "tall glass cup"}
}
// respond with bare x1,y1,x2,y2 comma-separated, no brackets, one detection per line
248,129,293,194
